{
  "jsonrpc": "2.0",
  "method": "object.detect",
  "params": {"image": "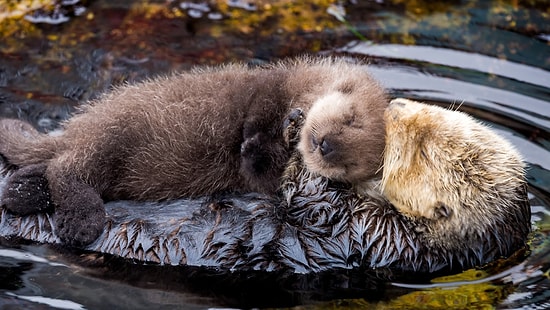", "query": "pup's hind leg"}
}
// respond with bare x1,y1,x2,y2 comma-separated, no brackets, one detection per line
46,160,105,247
1,164,53,215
